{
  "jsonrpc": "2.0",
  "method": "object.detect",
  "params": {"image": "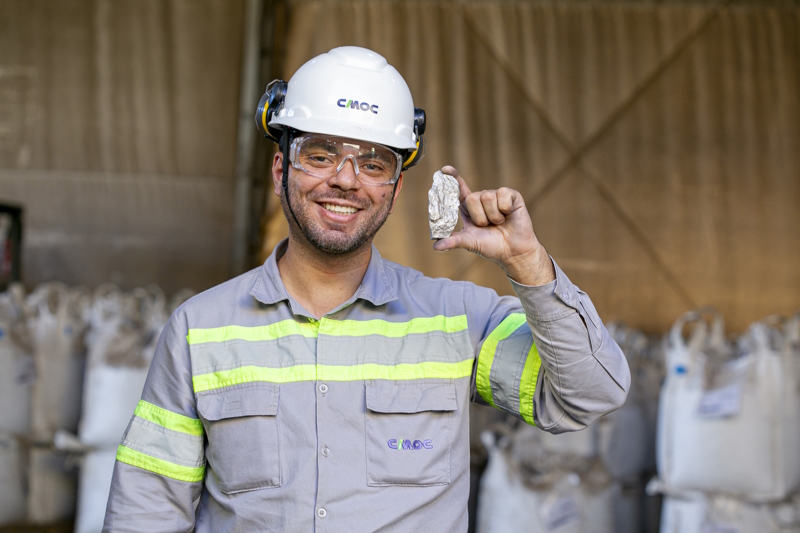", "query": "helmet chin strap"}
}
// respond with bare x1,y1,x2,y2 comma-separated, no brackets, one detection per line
281,128,303,231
